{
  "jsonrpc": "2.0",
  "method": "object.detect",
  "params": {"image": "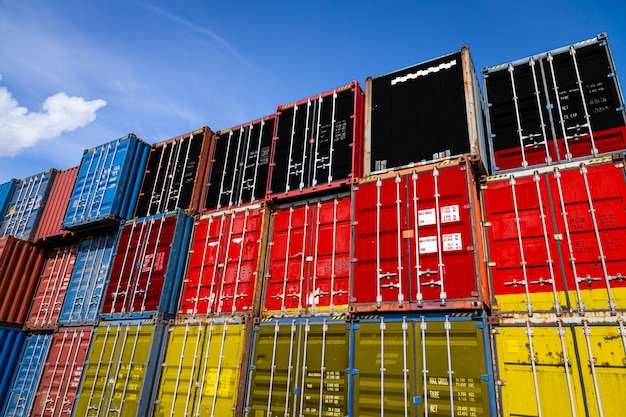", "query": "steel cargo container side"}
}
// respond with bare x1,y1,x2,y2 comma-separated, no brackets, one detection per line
34,167,79,245
154,317,252,417
2,333,52,417
483,33,626,173
243,316,351,417
352,158,490,312
179,204,270,318
73,320,167,417
62,134,150,232
58,232,118,326
0,179,17,222
203,116,275,212
352,312,496,417
0,326,27,412
25,244,78,331
0,236,46,326
267,81,364,201
262,193,352,316
367,47,488,174
31,326,93,417
100,211,193,320
135,127,214,218
0,169,57,241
